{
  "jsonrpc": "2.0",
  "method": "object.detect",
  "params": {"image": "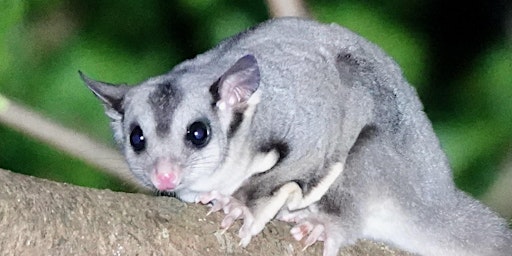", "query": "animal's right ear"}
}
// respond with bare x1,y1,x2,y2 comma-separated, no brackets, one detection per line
79,71,129,120
210,54,260,112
